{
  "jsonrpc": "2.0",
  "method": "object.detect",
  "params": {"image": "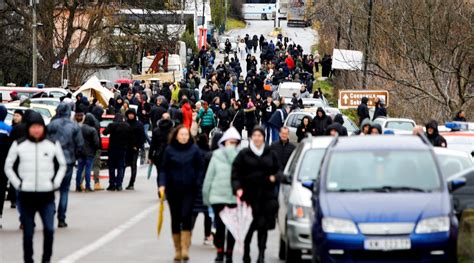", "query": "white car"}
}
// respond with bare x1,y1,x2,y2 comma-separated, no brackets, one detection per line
29,98,62,107
218,36,237,53
373,117,416,134
434,147,473,179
